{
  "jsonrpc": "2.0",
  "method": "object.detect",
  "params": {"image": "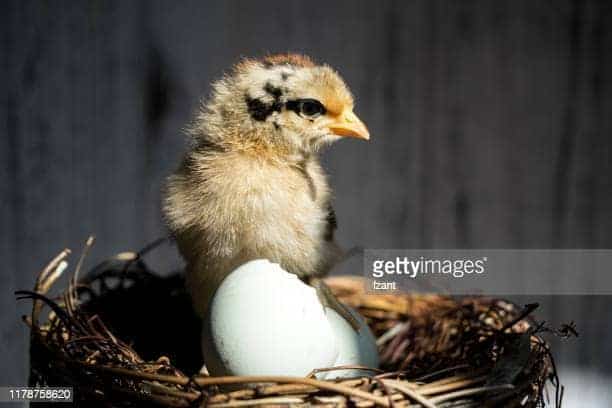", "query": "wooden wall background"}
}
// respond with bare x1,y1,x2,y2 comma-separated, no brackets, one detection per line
2,0,612,389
